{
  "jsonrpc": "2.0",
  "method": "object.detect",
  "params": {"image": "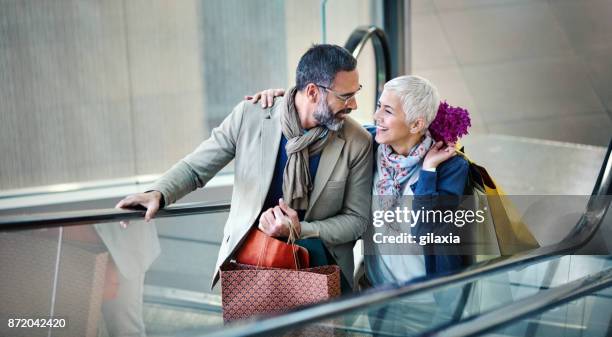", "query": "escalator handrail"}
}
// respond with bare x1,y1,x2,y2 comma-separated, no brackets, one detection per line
0,201,231,231
426,267,612,337
197,138,612,337
344,25,392,109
